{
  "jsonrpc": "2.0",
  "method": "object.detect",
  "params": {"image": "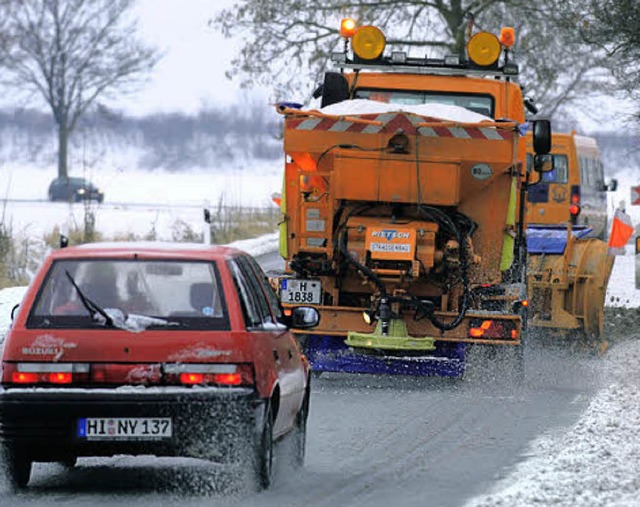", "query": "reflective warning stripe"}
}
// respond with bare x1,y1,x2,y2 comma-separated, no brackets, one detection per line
287,113,513,140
